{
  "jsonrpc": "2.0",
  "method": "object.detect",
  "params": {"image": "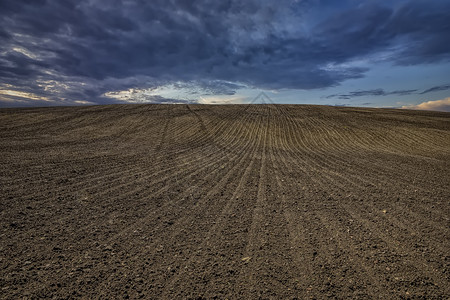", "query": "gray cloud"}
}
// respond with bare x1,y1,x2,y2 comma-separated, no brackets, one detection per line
326,82,450,99
326,89,418,100
420,84,450,94
0,0,450,106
